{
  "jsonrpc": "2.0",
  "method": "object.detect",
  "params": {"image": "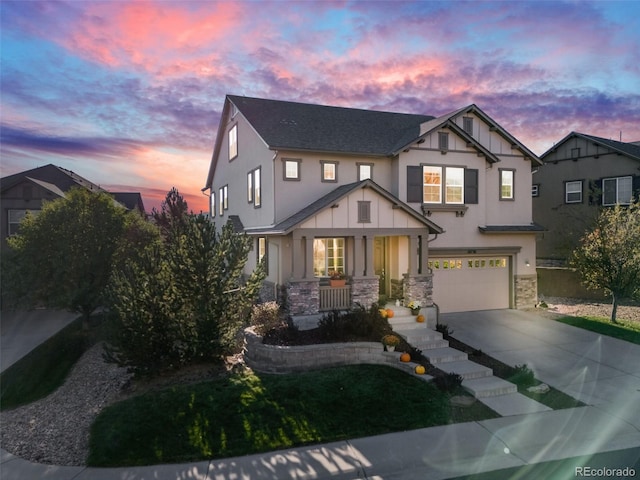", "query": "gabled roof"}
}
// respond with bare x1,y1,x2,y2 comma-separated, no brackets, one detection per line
112,192,146,213
245,179,443,235
541,132,640,162
396,104,542,166
0,164,107,194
